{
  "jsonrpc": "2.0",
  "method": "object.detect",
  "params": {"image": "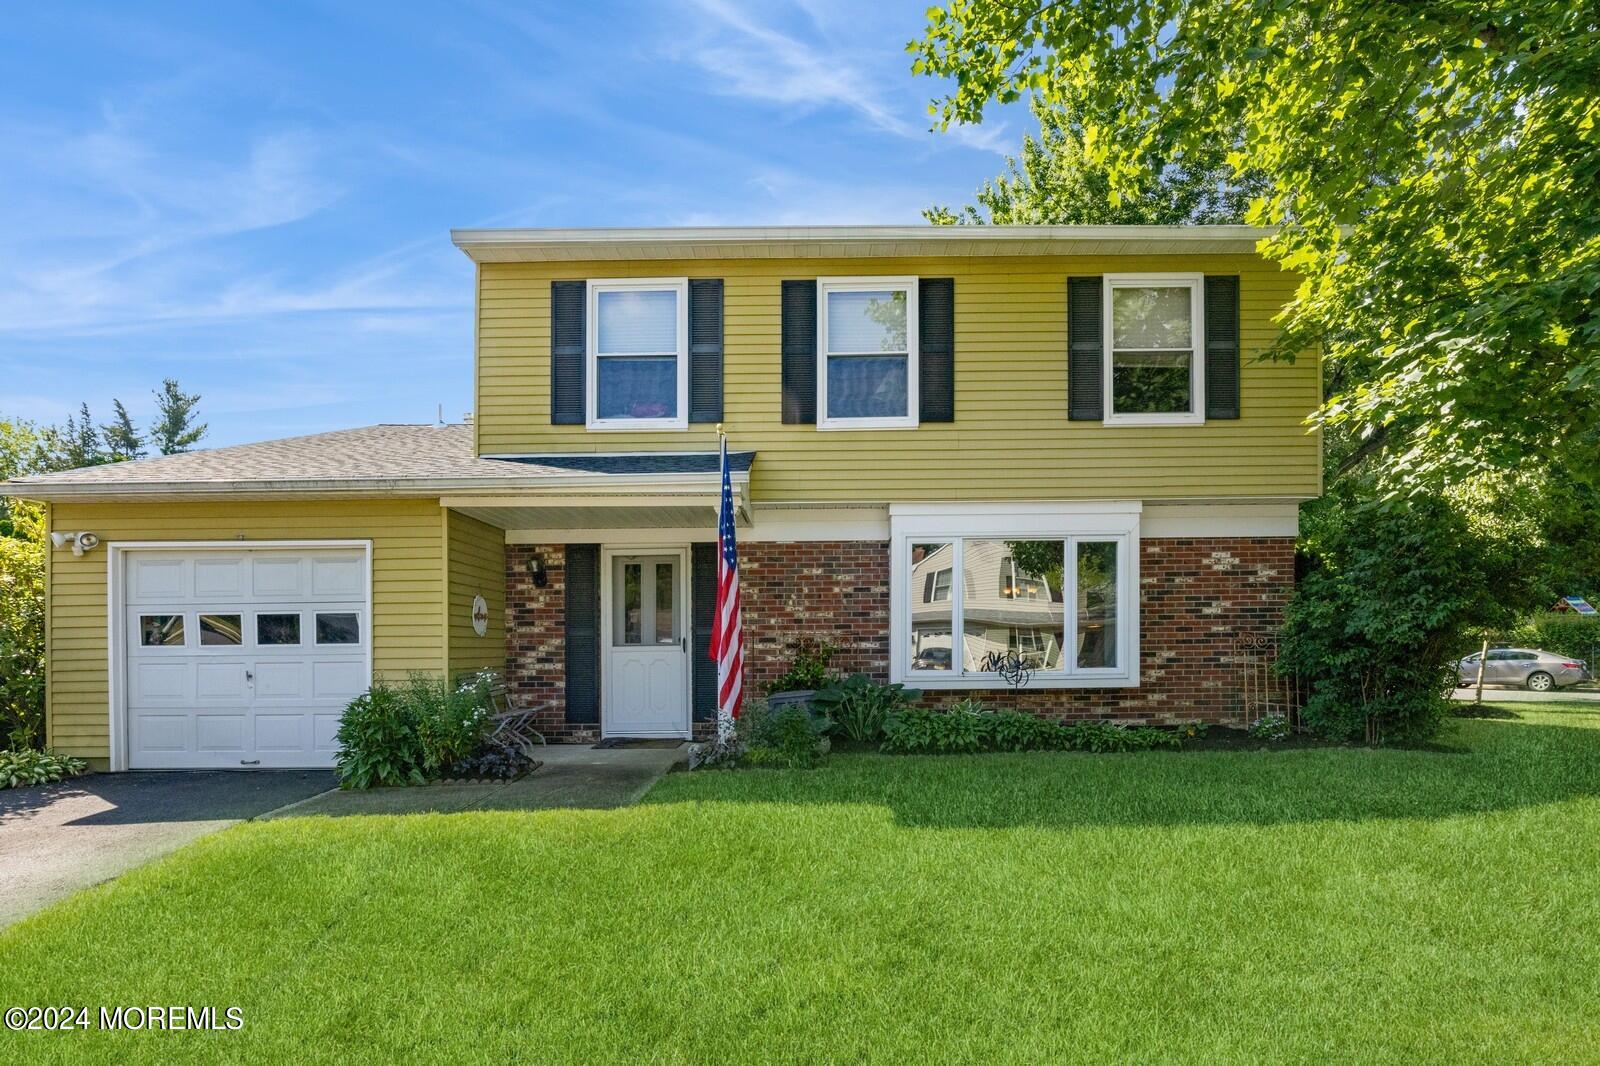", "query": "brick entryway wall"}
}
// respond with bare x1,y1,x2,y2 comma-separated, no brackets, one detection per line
505,537,1293,739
